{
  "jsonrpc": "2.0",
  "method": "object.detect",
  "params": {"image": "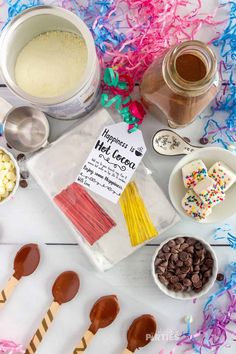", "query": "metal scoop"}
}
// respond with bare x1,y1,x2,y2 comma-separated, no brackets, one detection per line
0,97,49,153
